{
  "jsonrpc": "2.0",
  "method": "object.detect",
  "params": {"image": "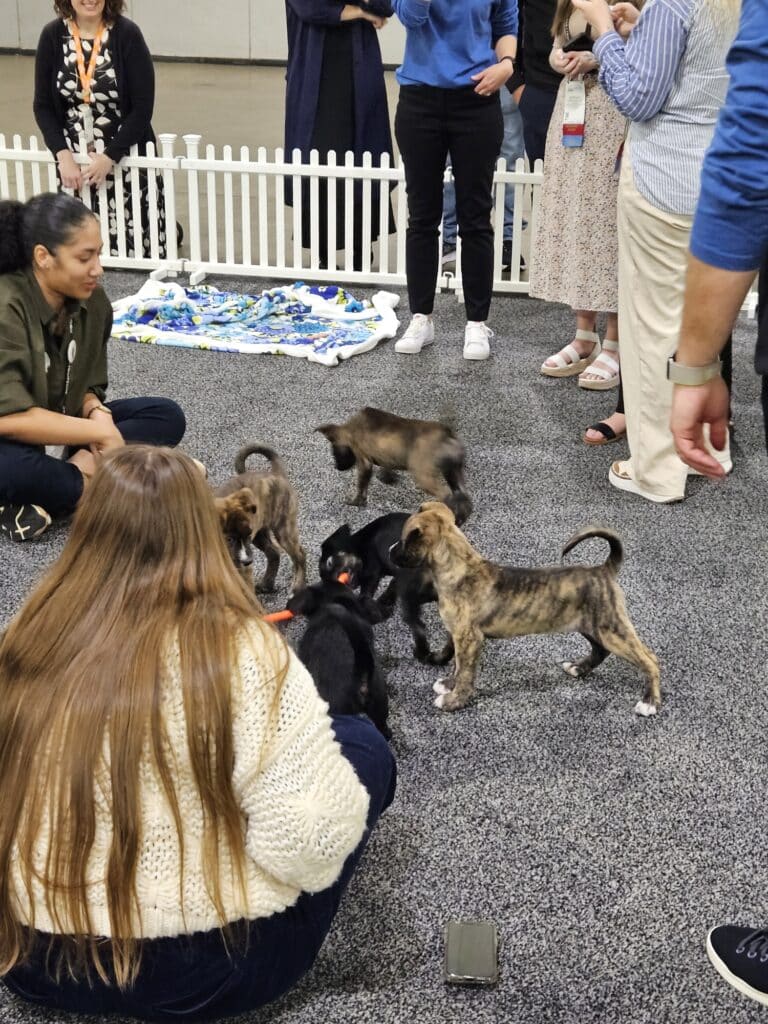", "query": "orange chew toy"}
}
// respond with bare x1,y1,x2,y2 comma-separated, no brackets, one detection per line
262,572,351,624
